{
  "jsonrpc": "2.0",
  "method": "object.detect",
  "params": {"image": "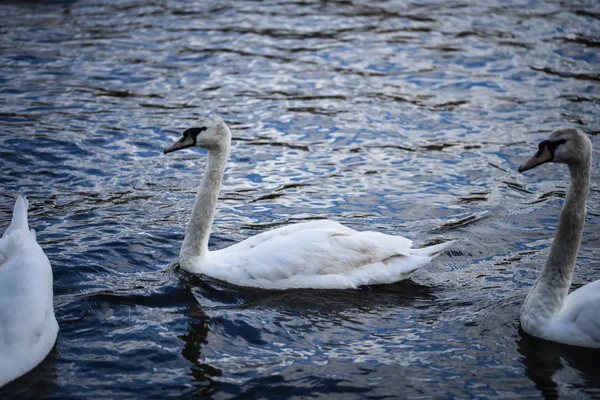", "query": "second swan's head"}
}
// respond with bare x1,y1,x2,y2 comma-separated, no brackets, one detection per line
164,118,231,154
518,128,592,173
